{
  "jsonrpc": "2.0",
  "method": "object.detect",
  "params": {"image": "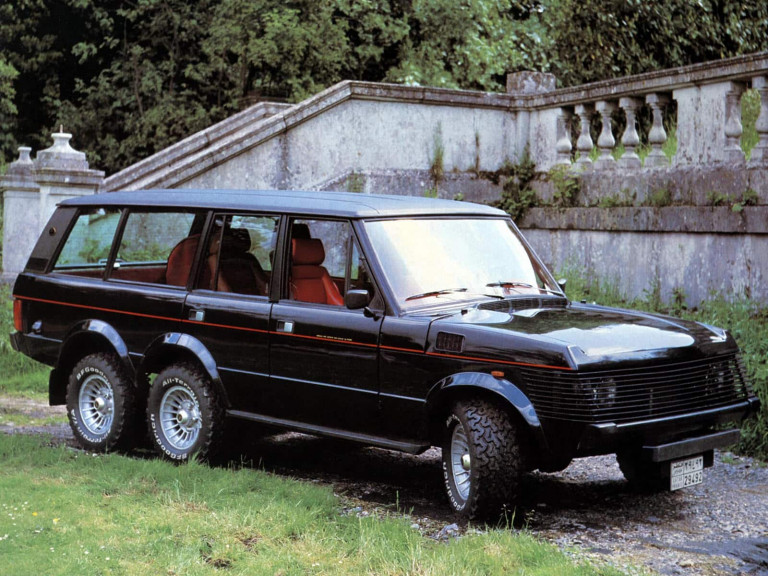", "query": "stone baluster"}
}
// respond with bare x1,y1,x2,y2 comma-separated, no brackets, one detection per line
749,76,768,164
644,94,671,167
555,108,573,165
724,83,746,163
618,97,643,169
594,101,617,170
574,104,594,168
